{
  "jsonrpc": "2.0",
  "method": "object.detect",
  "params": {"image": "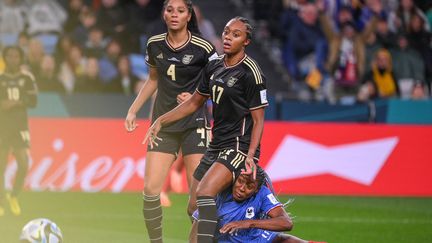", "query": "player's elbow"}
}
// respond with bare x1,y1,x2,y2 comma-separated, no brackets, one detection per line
281,217,293,231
